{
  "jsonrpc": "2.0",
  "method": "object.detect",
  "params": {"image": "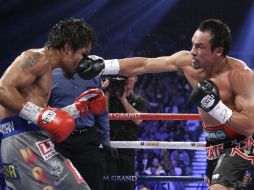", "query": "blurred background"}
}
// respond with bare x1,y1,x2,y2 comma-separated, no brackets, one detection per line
0,0,254,189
